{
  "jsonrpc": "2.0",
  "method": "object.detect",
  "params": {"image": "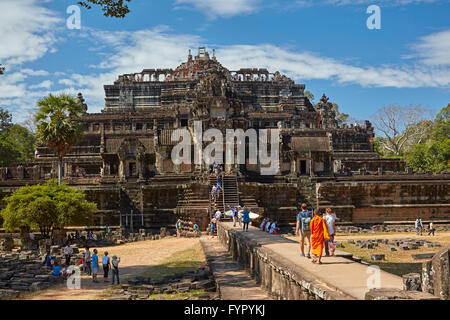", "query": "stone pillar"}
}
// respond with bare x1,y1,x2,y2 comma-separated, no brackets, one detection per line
290,159,297,175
